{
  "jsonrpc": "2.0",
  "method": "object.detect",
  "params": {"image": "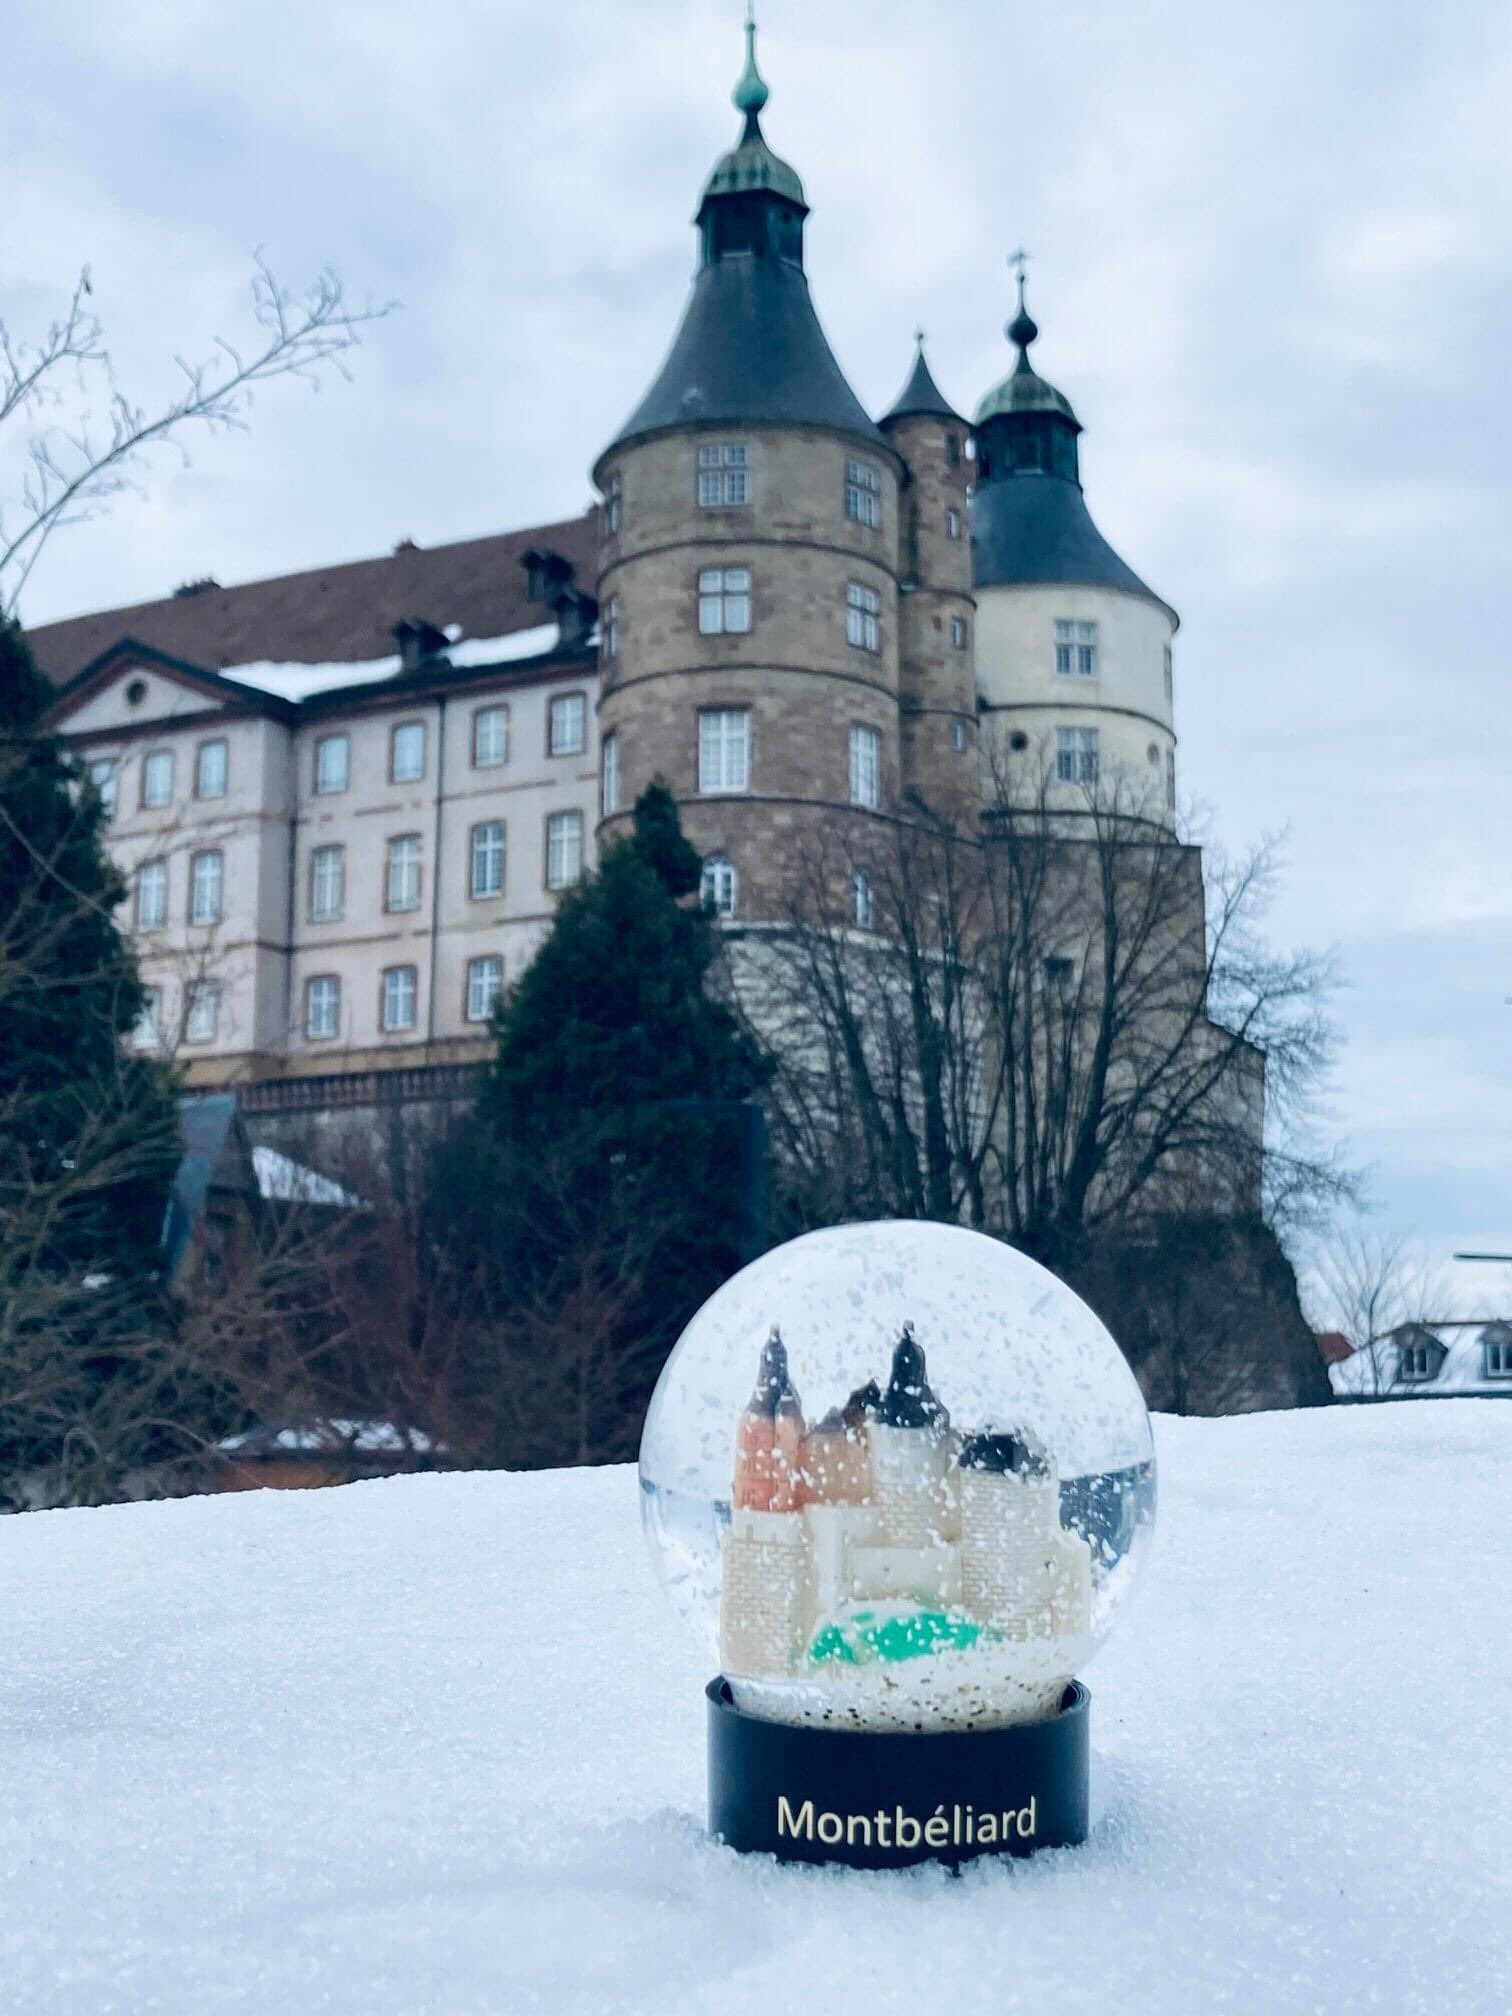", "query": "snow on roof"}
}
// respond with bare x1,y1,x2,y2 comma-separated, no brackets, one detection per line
250,1145,360,1207
1329,1321,1512,1397
4,1405,1509,2010
217,1418,437,1456
224,624,568,701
